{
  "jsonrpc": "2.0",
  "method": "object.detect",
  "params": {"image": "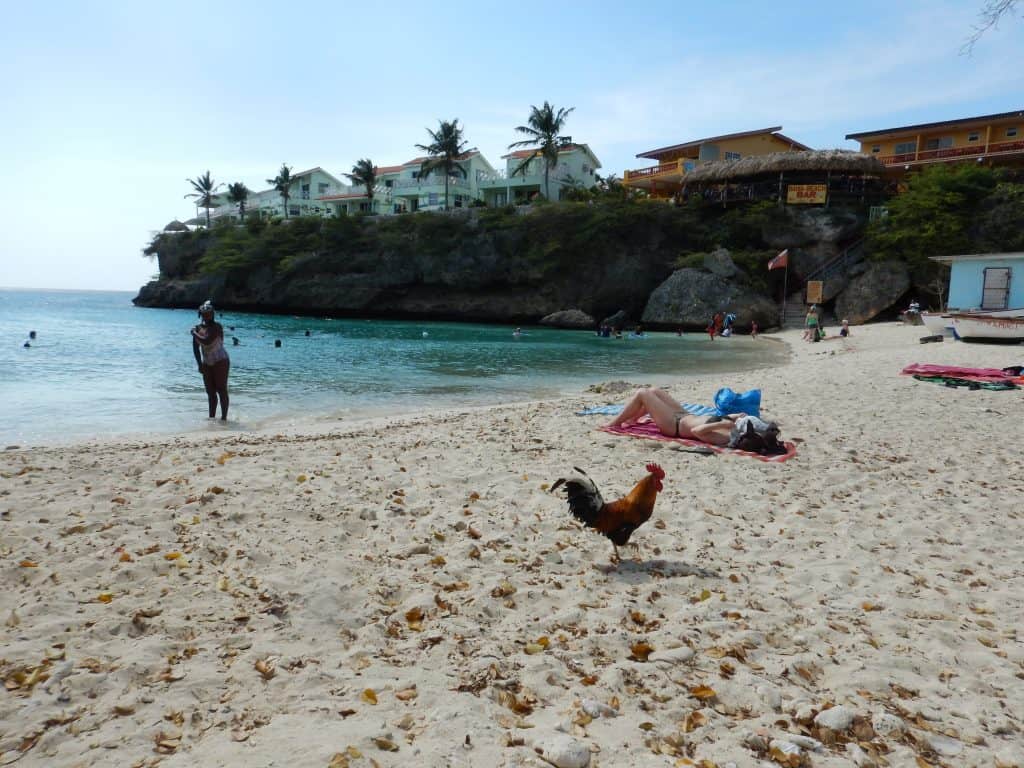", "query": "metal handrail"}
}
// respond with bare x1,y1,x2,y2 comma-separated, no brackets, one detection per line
803,238,865,283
